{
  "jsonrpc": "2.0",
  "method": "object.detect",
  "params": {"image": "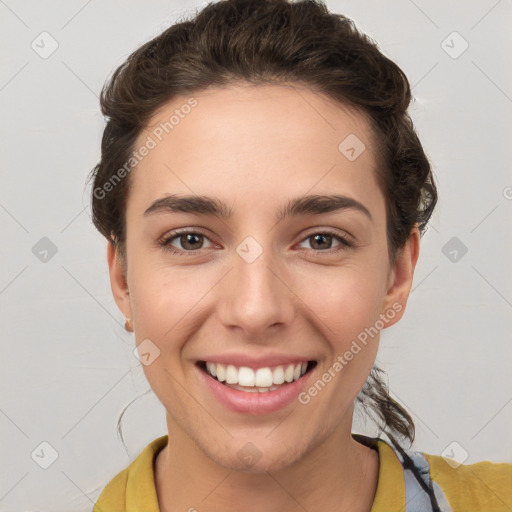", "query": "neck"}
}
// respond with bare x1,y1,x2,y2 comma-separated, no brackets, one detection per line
155,412,379,512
